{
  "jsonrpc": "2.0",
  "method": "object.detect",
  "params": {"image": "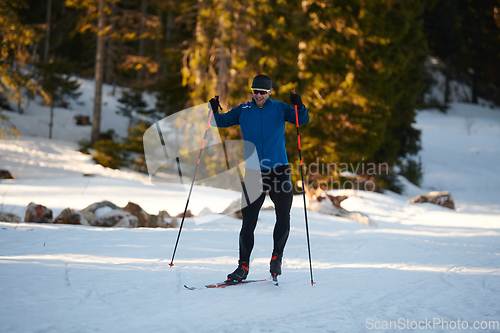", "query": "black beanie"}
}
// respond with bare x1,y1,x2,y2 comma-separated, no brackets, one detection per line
251,74,272,90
